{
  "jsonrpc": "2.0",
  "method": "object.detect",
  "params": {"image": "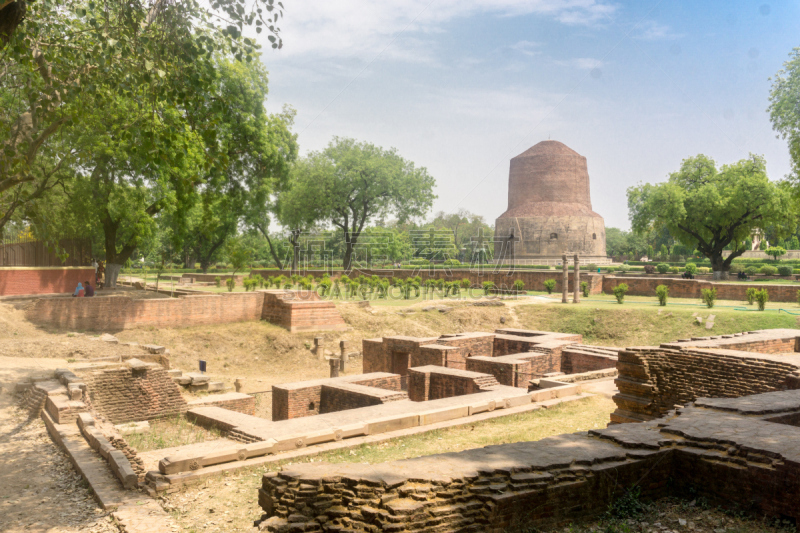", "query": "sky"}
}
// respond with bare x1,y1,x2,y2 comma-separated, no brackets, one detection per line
253,0,799,231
